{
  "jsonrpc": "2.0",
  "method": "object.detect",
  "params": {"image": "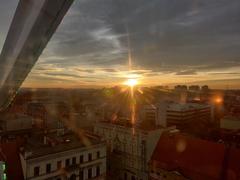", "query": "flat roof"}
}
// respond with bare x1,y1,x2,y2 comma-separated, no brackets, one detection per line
22,131,103,159
97,120,166,132
167,103,210,111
